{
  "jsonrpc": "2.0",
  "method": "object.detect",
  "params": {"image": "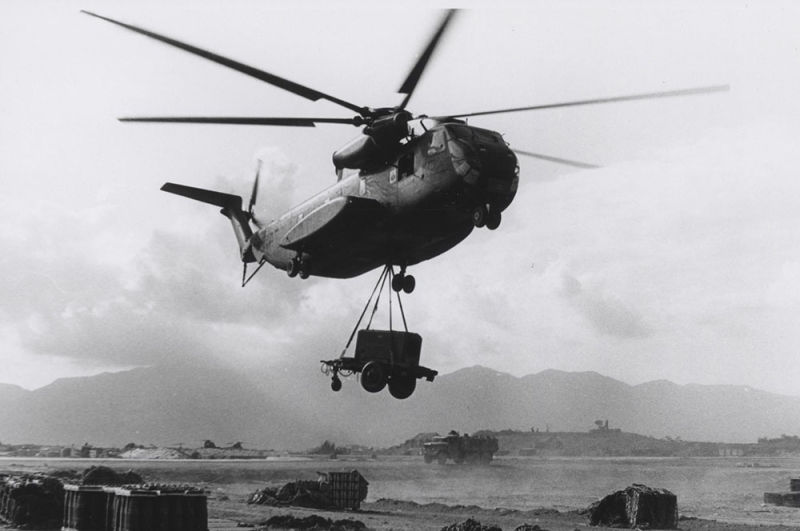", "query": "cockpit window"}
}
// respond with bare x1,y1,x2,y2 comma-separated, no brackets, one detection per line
428,129,446,154
448,124,502,144
448,124,473,140
398,151,414,178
